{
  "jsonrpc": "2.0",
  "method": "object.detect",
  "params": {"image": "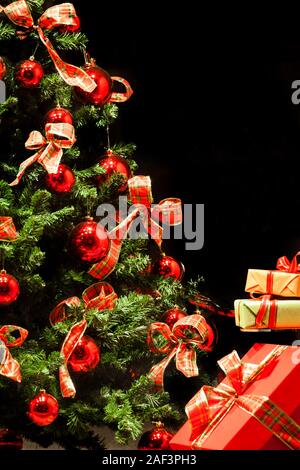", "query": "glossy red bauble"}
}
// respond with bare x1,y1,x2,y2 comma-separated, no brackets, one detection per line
15,59,44,88
0,429,23,450
162,307,187,329
44,107,73,125
97,151,131,192
153,256,184,281
69,336,100,373
69,218,110,263
138,423,174,450
74,63,112,106
0,270,20,306
28,391,59,427
45,164,76,194
0,57,7,80
59,16,81,33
